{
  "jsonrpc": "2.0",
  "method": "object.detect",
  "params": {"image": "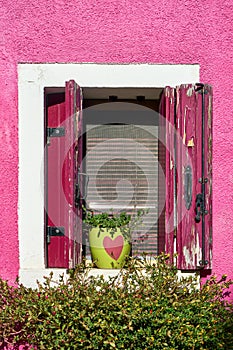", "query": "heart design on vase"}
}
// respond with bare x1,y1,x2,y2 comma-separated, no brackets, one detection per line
103,235,124,260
